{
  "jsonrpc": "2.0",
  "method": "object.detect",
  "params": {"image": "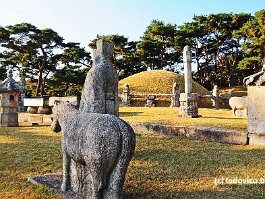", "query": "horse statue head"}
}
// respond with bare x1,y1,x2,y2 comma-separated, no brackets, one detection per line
51,100,78,133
